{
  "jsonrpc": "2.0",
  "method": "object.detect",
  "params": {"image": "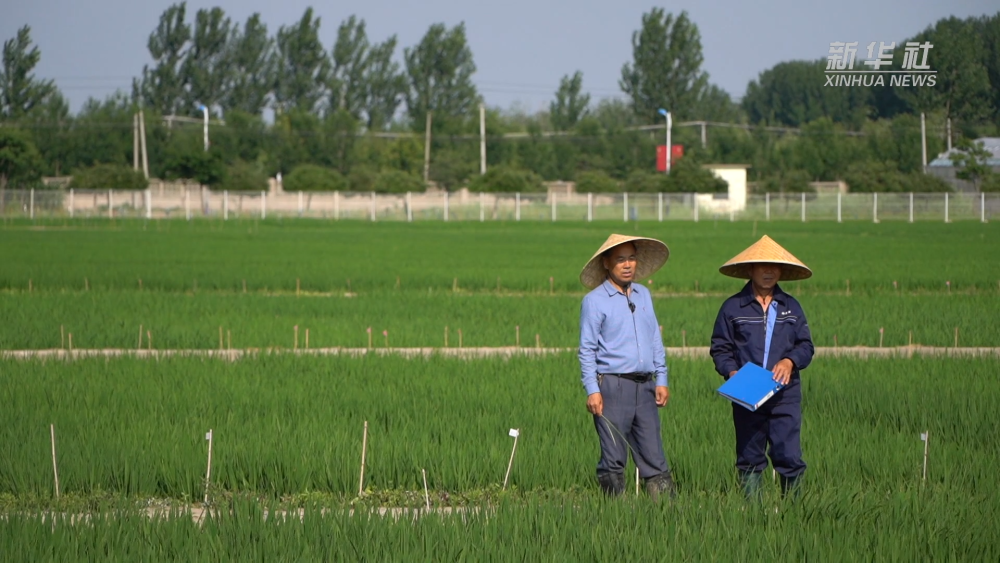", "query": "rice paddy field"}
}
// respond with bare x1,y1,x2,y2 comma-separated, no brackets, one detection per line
1,218,999,560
